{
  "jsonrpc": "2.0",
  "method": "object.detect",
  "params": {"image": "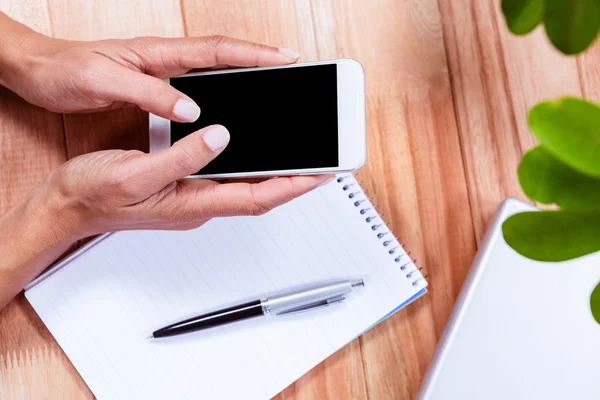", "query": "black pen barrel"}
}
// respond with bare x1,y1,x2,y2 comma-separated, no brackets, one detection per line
152,300,263,338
